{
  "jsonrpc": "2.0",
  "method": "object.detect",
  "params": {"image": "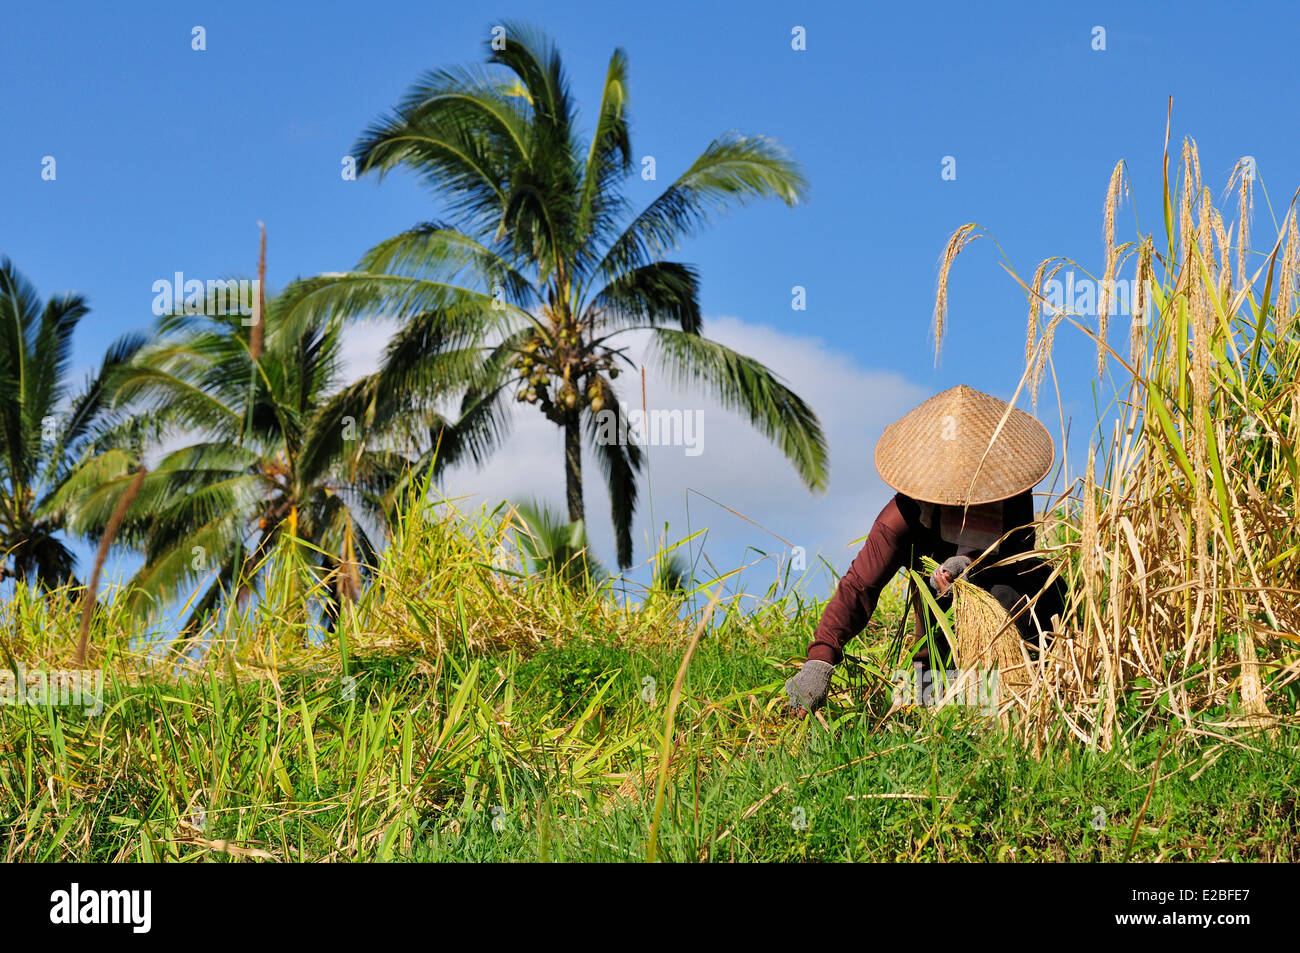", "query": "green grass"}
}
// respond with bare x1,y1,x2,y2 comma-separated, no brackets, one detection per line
4,609,1297,862
2,487,1295,862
